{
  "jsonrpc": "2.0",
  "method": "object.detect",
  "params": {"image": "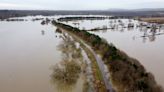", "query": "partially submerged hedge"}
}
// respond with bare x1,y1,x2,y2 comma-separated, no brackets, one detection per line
52,20,163,92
